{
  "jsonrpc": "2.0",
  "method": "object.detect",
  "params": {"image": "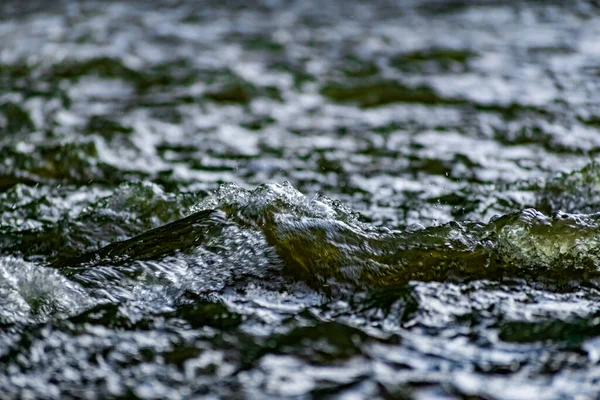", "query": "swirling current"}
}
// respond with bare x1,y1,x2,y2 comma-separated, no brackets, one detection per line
2,1,600,398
